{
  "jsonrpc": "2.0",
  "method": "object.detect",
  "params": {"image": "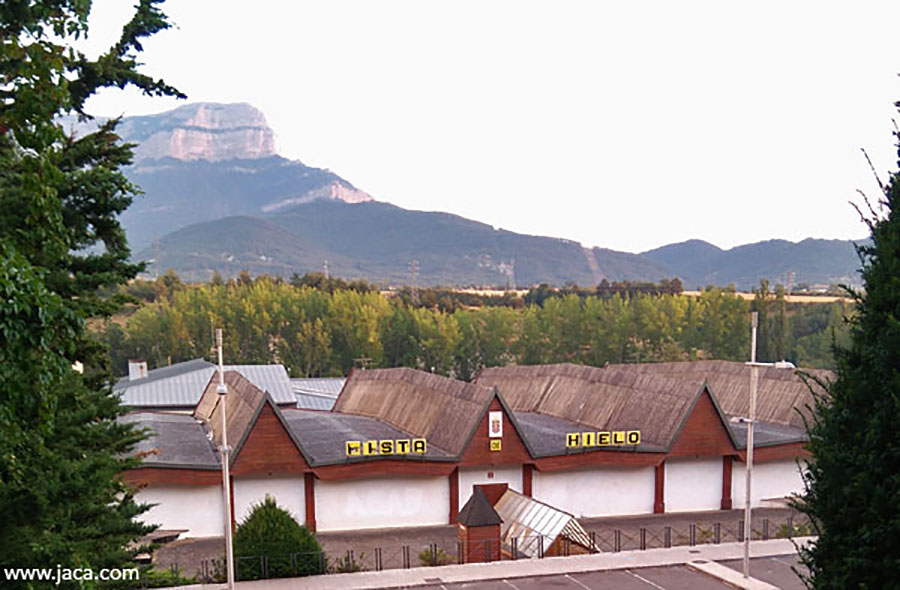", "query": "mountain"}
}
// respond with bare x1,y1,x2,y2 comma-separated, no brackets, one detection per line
642,238,864,290
64,102,372,250
138,200,673,285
